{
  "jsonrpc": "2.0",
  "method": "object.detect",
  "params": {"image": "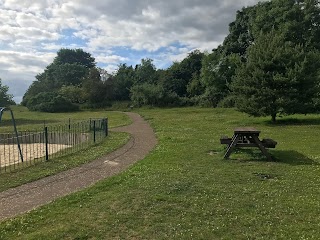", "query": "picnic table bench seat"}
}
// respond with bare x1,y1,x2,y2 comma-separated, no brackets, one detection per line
261,138,277,148
220,136,232,145
220,127,276,161
220,136,277,148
